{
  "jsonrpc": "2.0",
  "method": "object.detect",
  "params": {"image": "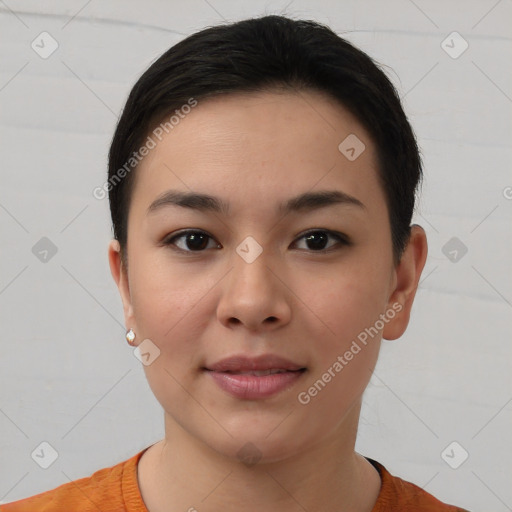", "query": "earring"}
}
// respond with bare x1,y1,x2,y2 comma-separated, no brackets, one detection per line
126,328,136,346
